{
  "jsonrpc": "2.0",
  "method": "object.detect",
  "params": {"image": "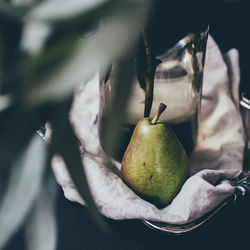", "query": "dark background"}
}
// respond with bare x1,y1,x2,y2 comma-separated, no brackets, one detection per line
4,0,250,249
